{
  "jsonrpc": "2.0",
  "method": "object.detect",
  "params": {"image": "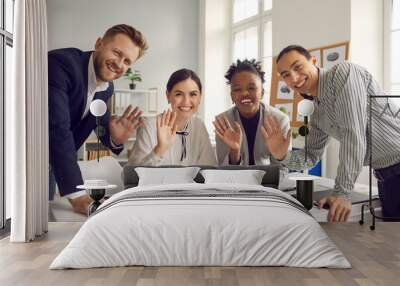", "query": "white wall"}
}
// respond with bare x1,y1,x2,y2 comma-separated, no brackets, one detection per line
325,0,382,186
47,0,199,112
349,0,383,186
350,0,383,85
272,0,351,56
